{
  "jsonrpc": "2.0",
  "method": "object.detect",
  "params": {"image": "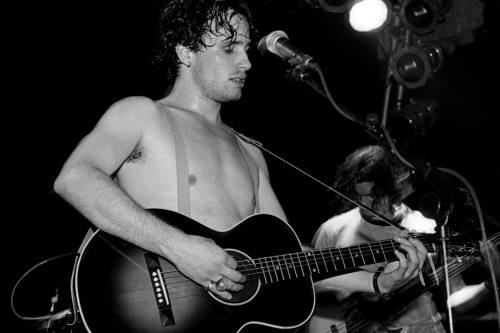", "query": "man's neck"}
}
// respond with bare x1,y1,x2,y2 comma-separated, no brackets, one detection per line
163,80,222,123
